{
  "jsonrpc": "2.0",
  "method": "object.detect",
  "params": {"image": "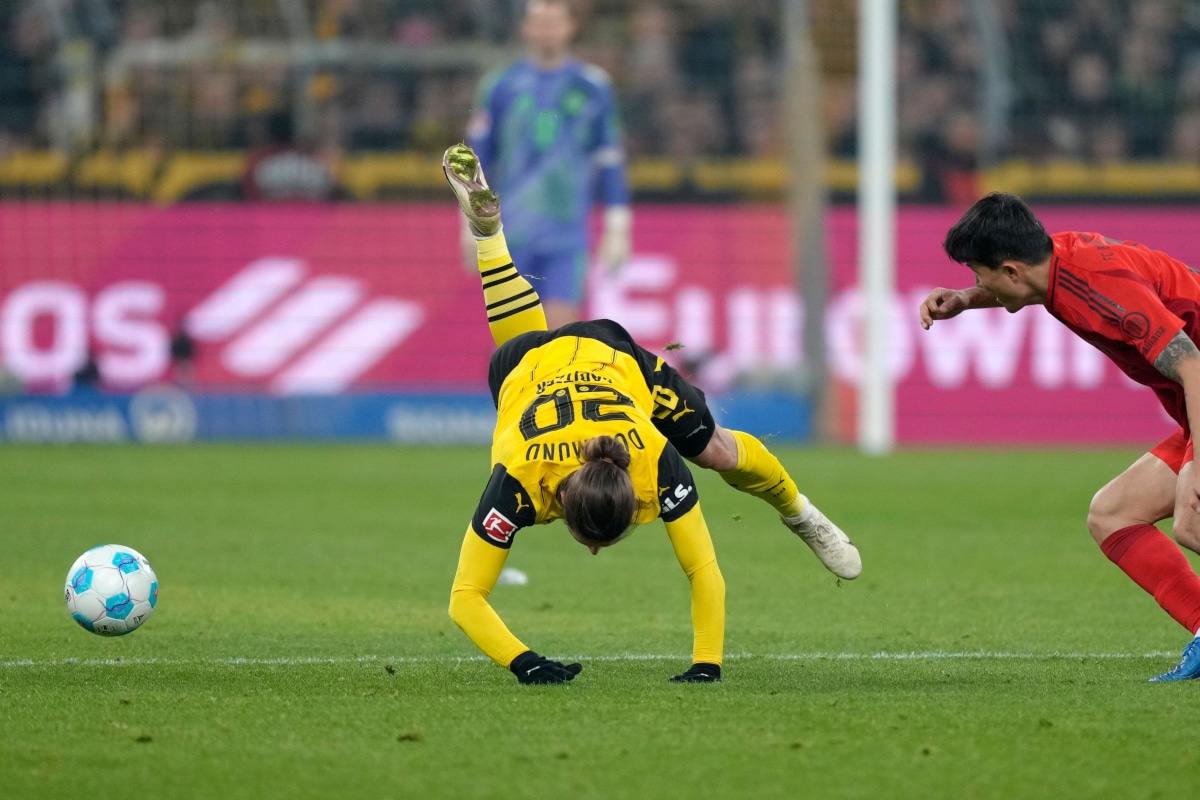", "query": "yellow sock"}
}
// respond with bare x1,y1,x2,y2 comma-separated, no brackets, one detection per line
718,430,805,517
477,230,546,346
